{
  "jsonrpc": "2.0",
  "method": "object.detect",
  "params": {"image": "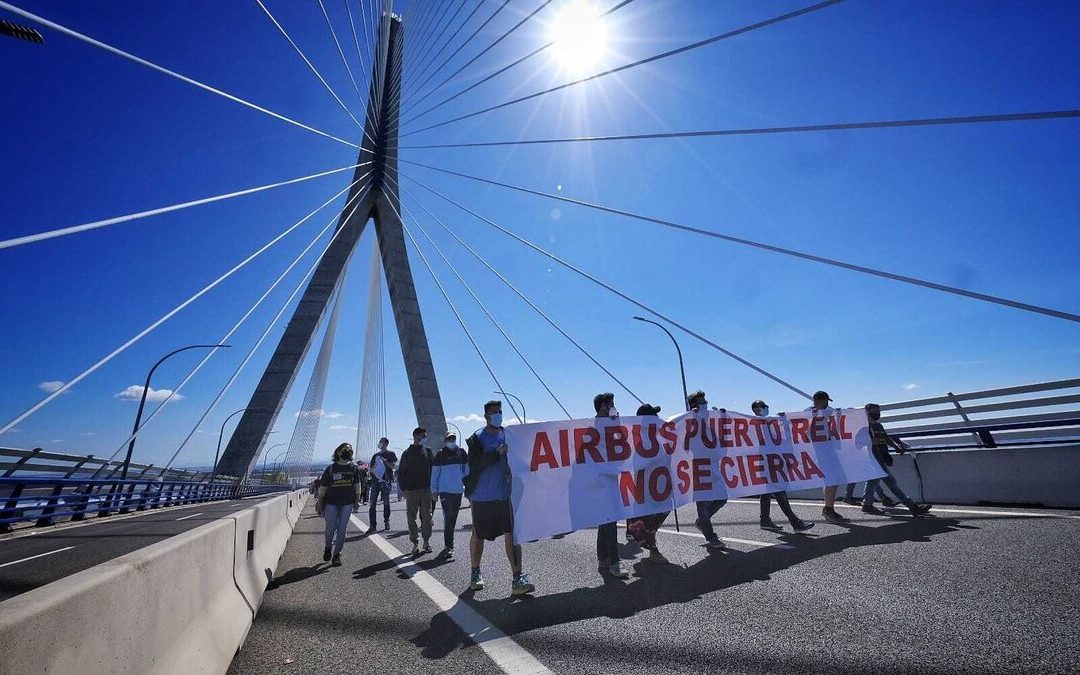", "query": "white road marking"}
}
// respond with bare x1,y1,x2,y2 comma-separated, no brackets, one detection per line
728,499,1080,520
0,546,76,569
175,512,204,521
616,523,793,549
349,514,551,674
